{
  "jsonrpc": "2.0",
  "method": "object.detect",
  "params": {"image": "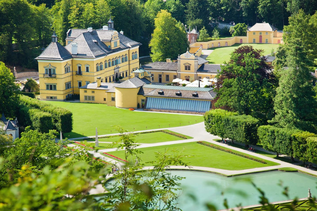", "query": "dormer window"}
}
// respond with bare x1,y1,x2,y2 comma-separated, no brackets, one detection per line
158,90,164,95
114,41,117,47
192,92,198,97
